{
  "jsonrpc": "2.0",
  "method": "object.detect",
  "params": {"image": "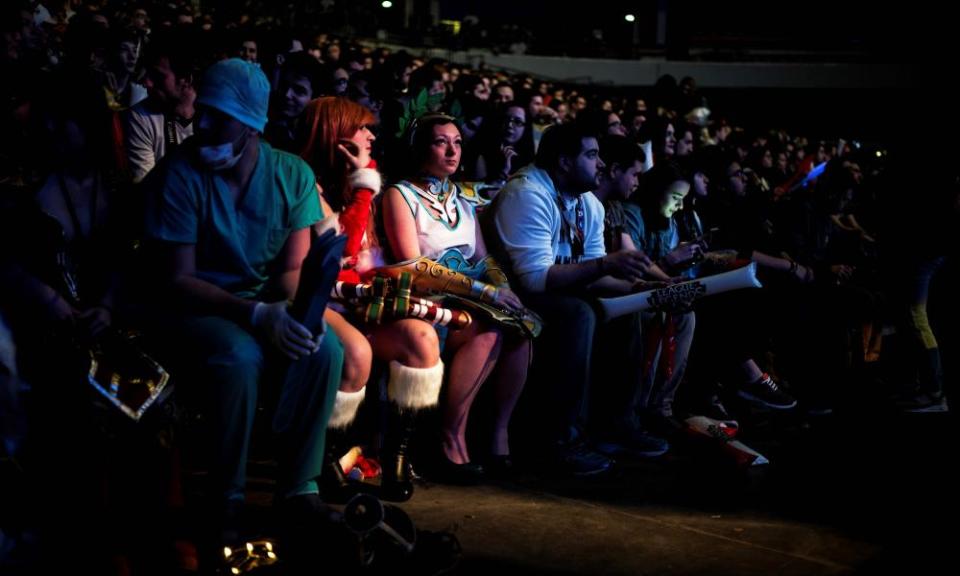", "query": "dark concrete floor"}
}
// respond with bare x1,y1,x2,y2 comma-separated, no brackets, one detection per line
240,397,956,575
399,481,877,576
